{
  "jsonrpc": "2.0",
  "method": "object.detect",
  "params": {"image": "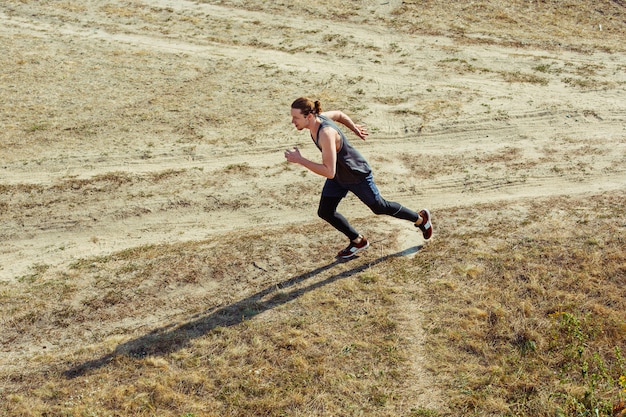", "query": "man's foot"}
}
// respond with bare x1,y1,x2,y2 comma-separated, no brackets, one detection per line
415,209,433,240
337,237,370,259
